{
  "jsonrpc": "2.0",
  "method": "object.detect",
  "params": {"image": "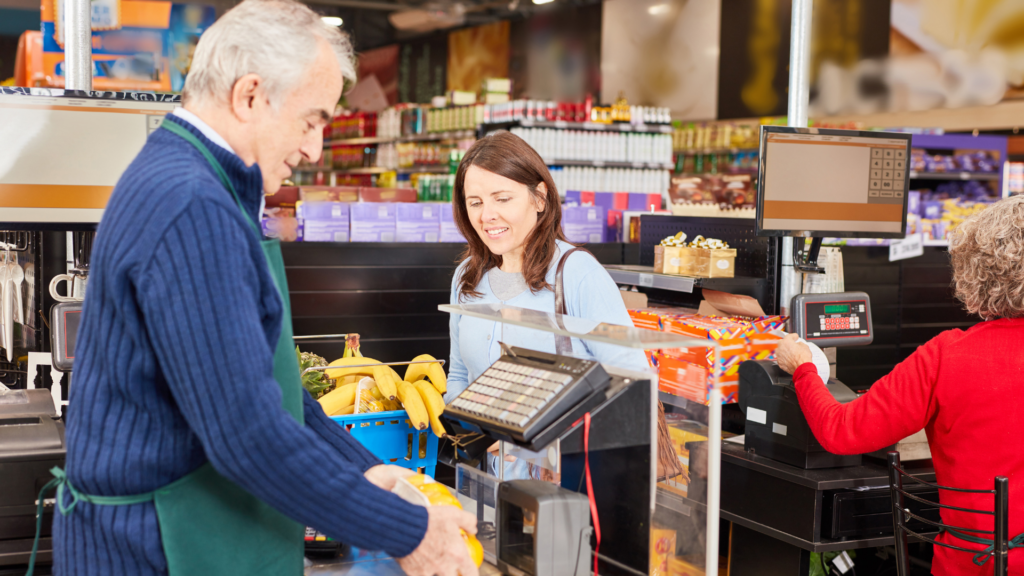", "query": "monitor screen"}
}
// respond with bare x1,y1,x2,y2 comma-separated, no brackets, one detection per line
756,126,912,239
